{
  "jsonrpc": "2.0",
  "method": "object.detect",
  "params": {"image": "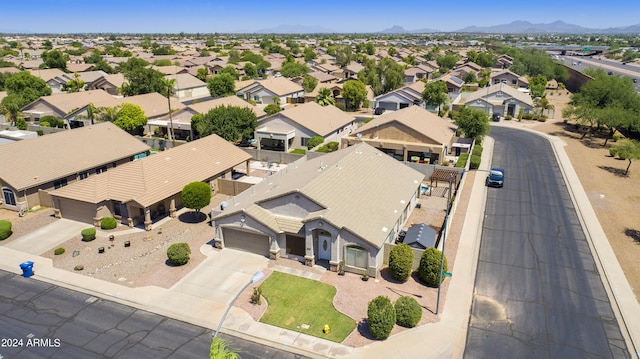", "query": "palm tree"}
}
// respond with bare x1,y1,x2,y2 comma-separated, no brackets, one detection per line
315,87,336,106
536,96,555,117
97,106,119,123
73,102,100,126
161,77,176,146
209,337,239,359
